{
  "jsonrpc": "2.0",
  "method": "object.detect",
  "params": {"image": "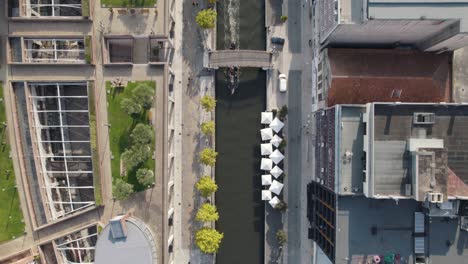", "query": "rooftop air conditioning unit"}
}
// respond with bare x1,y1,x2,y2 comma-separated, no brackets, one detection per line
413,113,435,125
427,192,443,203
